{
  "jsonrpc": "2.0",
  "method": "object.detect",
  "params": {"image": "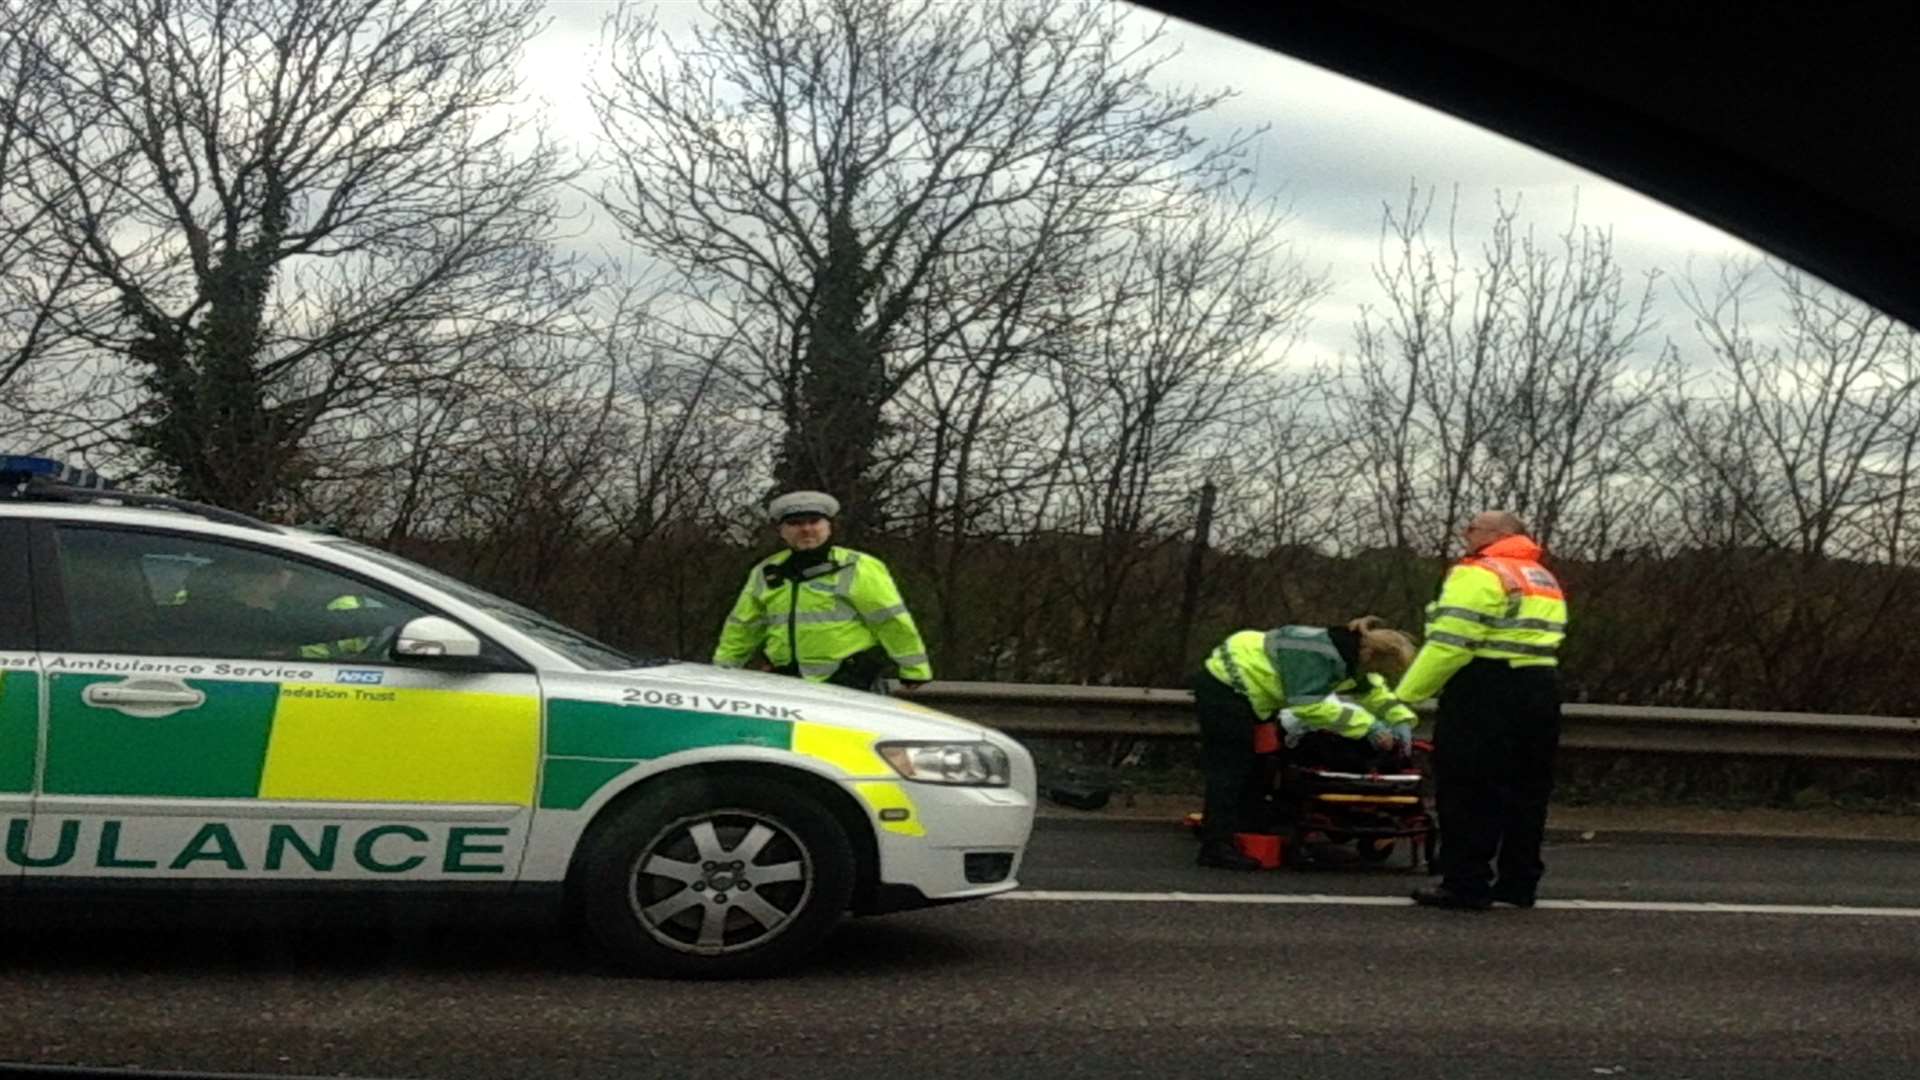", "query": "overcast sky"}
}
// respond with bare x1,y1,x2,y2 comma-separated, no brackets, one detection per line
525,1,1766,367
